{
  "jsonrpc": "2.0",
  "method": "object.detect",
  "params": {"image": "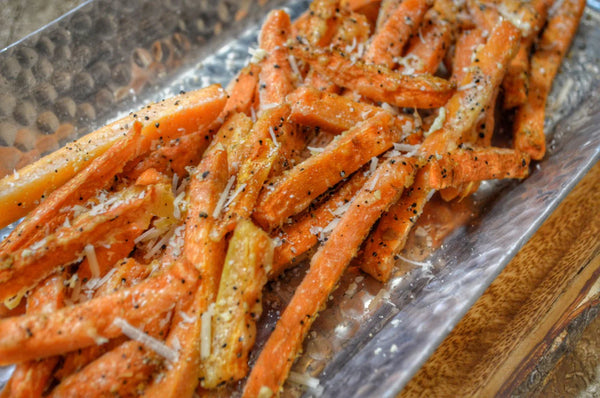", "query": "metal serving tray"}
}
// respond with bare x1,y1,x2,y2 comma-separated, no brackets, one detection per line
1,0,599,396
